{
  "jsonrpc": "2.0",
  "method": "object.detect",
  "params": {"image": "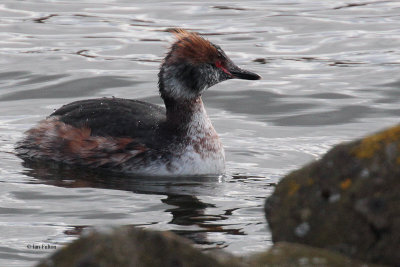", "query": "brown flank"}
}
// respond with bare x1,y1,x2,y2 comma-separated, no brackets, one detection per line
19,118,147,167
